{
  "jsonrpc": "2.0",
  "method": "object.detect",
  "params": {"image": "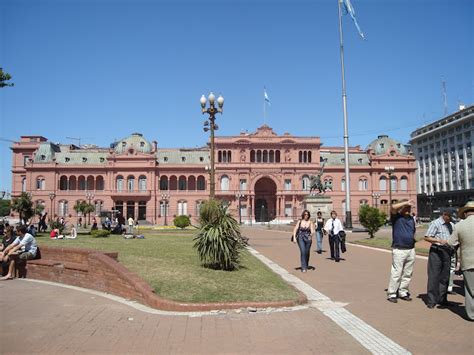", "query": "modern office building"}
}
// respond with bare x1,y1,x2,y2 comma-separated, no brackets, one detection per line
409,105,474,217
10,125,417,225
